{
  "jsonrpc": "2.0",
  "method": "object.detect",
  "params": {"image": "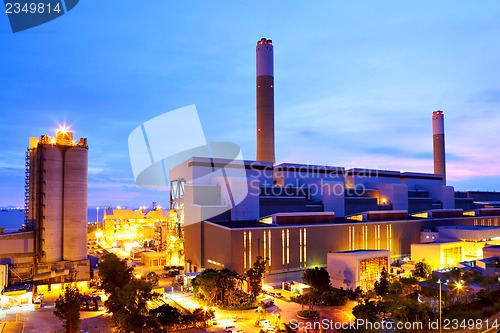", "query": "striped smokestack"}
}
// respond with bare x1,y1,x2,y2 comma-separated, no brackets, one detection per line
432,110,446,185
256,38,275,163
